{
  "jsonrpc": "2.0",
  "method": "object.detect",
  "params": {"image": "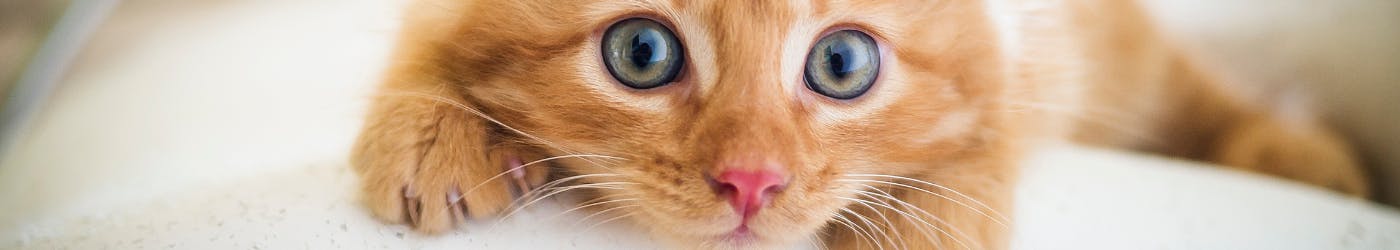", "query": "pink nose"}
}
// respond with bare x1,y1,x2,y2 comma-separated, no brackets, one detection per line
711,169,787,222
